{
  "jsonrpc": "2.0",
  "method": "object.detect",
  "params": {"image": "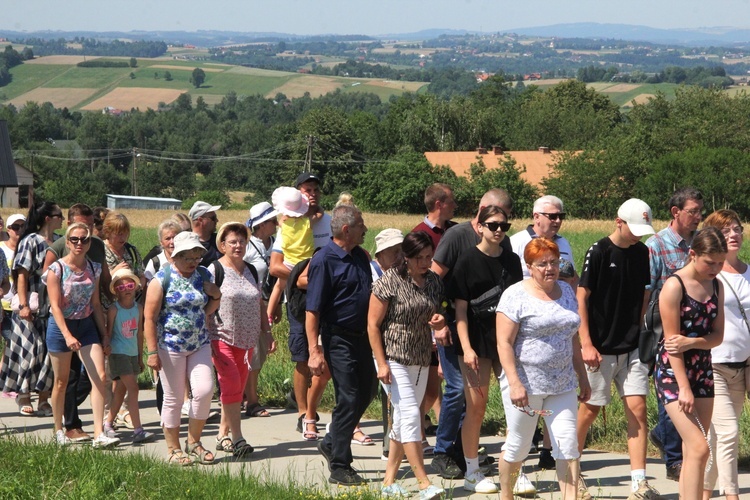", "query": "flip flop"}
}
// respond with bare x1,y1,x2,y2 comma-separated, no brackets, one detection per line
352,427,375,446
